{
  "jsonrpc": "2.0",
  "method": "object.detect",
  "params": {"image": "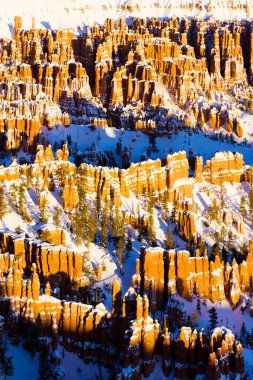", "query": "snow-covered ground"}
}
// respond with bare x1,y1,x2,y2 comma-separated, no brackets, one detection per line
8,341,110,380
194,181,253,249
0,0,253,39
41,123,253,166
